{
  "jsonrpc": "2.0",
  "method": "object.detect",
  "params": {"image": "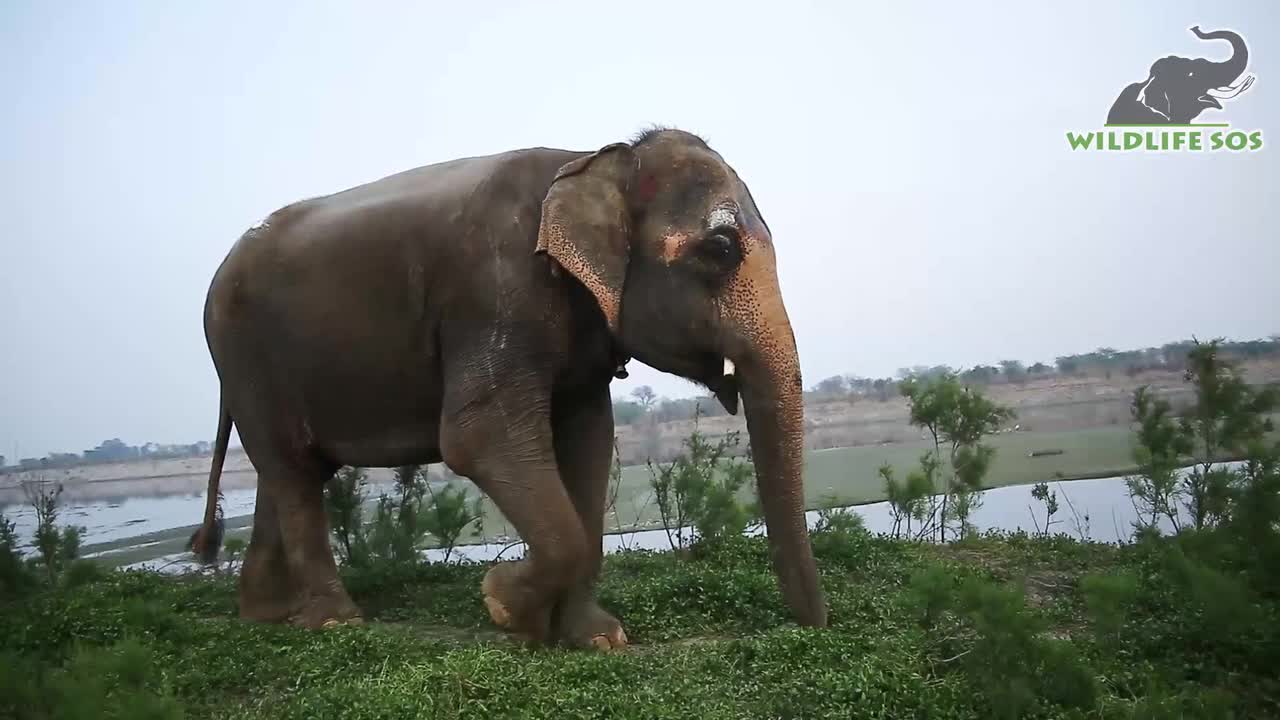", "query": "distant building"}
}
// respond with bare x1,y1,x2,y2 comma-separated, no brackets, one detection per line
83,438,138,463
